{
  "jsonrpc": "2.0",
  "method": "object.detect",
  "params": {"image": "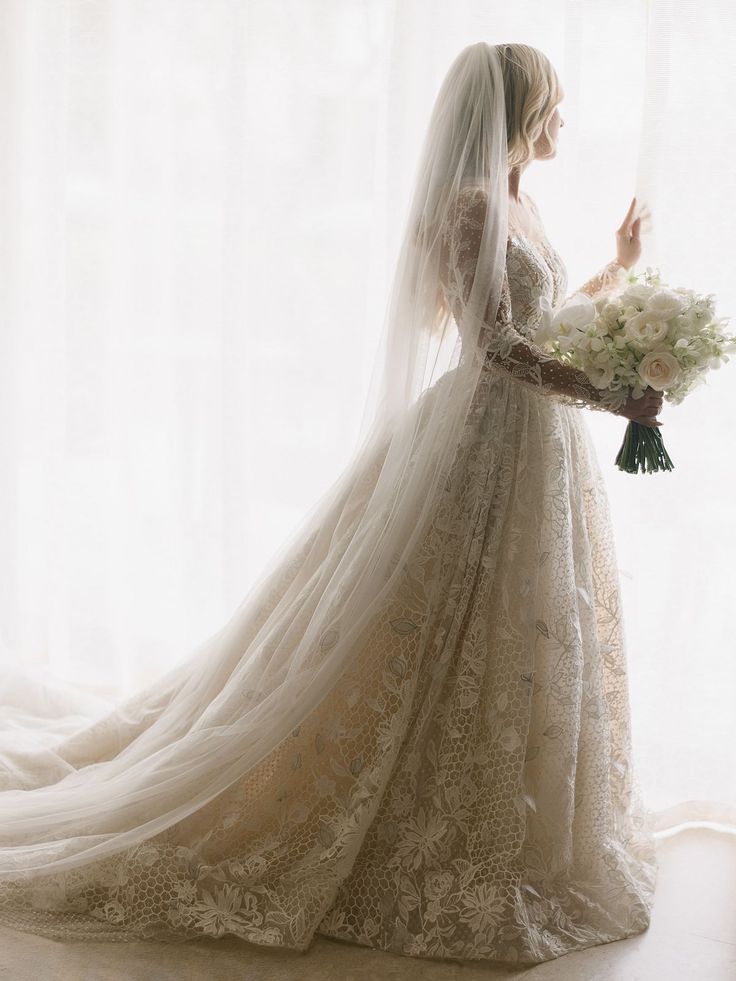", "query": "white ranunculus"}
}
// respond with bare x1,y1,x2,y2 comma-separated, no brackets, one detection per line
644,288,688,321
623,311,671,350
637,350,681,390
